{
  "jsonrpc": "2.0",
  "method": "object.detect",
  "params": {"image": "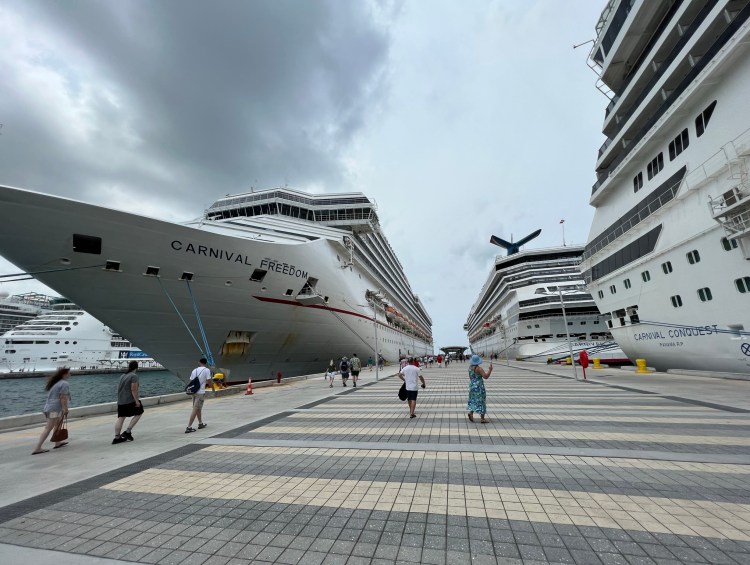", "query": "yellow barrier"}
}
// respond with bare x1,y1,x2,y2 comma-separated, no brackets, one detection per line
592,358,602,369
635,359,652,373
565,357,572,365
